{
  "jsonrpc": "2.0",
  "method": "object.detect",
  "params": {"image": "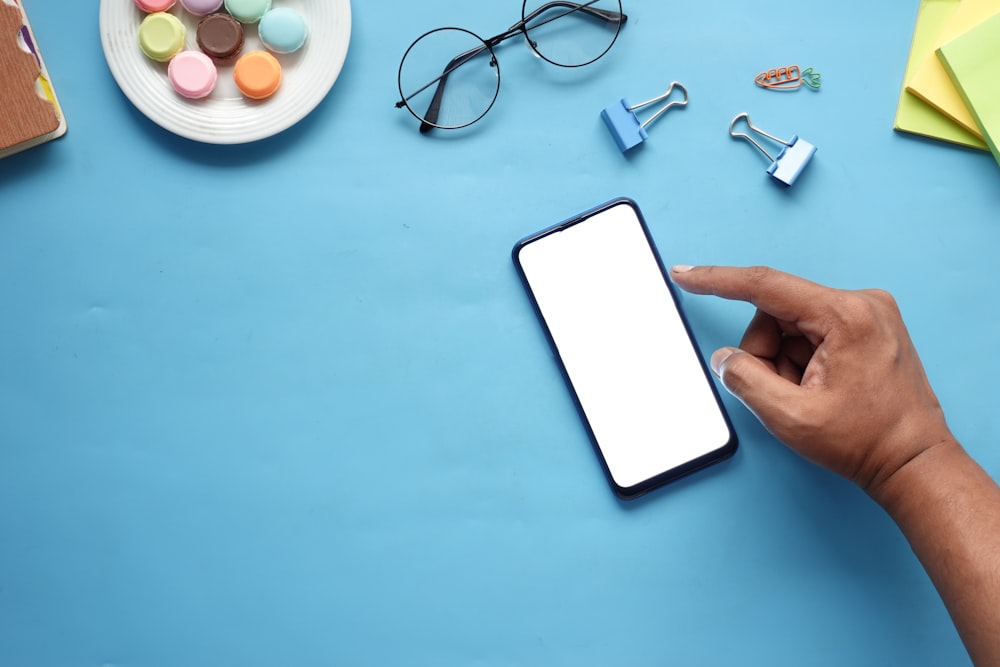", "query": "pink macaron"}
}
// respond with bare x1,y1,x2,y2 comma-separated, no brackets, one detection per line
133,0,176,11
168,50,218,99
